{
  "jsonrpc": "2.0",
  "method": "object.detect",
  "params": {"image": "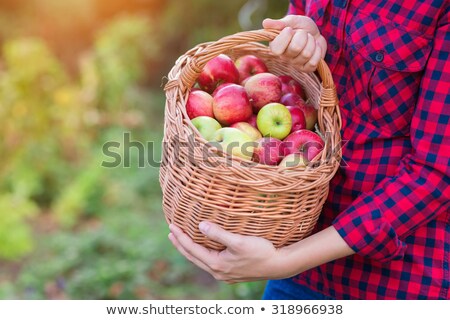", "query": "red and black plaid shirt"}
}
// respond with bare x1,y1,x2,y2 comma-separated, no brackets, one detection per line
287,0,450,299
